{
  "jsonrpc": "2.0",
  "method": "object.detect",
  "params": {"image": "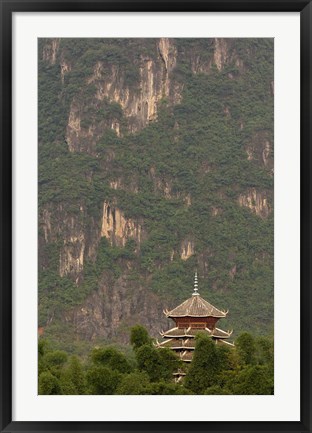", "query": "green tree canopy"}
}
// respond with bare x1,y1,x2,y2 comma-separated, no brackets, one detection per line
230,365,274,395
147,380,193,395
86,366,122,395
60,356,86,395
90,347,132,373
184,334,230,393
116,371,151,395
130,325,153,350
135,344,180,382
39,371,61,395
236,332,256,365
